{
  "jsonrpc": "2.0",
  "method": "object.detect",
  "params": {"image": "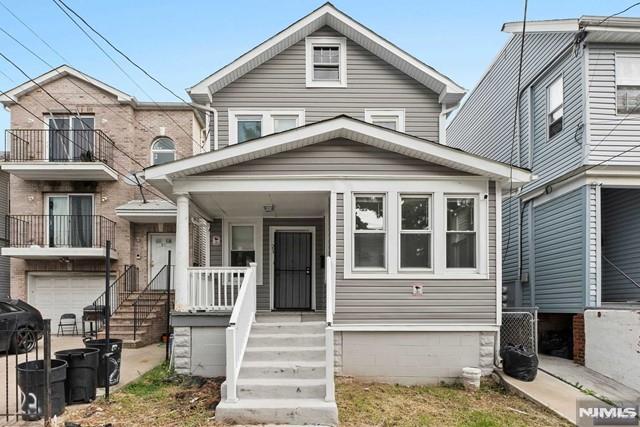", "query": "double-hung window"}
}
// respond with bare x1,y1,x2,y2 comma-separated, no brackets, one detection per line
229,110,305,145
446,197,477,269
305,37,347,88
364,109,405,132
547,76,563,139
353,194,386,269
230,225,255,267
399,195,431,269
616,54,640,114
